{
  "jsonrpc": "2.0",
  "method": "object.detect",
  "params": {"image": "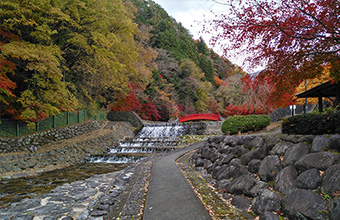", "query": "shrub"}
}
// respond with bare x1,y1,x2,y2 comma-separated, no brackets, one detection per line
221,115,271,134
282,110,340,135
